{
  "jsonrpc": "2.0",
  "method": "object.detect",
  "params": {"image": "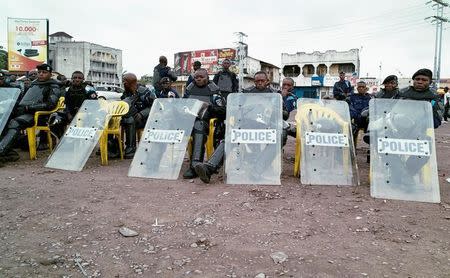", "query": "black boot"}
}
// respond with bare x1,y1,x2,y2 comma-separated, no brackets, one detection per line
37,132,49,151
107,137,120,159
124,123,137,159
0,128,20,156
183,132,206,179
194,141,224,183
4,150,20,162
363,132,370,144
